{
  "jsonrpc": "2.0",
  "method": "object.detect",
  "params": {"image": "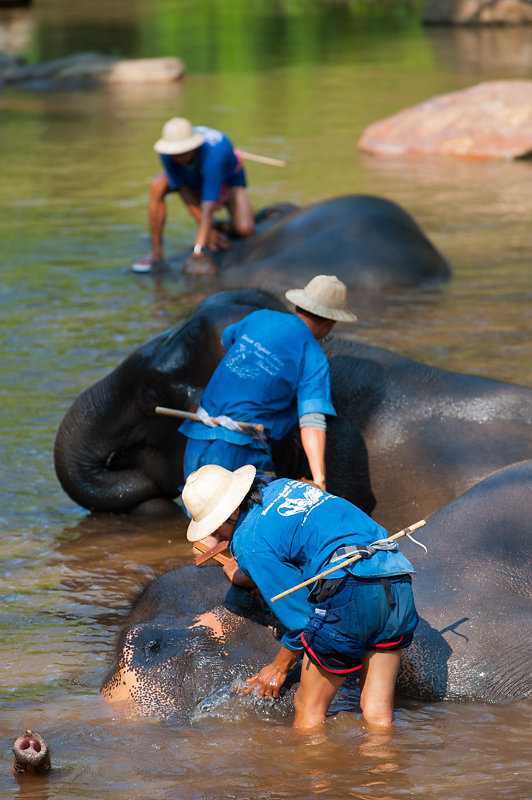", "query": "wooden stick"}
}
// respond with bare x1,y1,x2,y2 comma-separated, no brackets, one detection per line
155,405,264,434
194,539,234,567
270,519,427,602
238,150,286,168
